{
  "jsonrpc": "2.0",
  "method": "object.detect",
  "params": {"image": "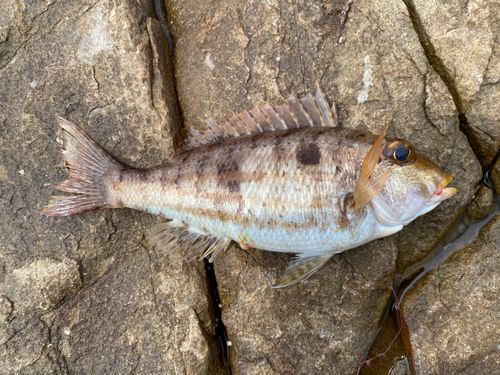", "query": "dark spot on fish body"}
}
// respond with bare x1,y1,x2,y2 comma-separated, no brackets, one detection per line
296,143,321,165
139,171,148,182
173,166,182,186
196,160,206,178
336,166,342,174
226,180,240,193
119,168,126,182
216,159,241,193
273,145,285,163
